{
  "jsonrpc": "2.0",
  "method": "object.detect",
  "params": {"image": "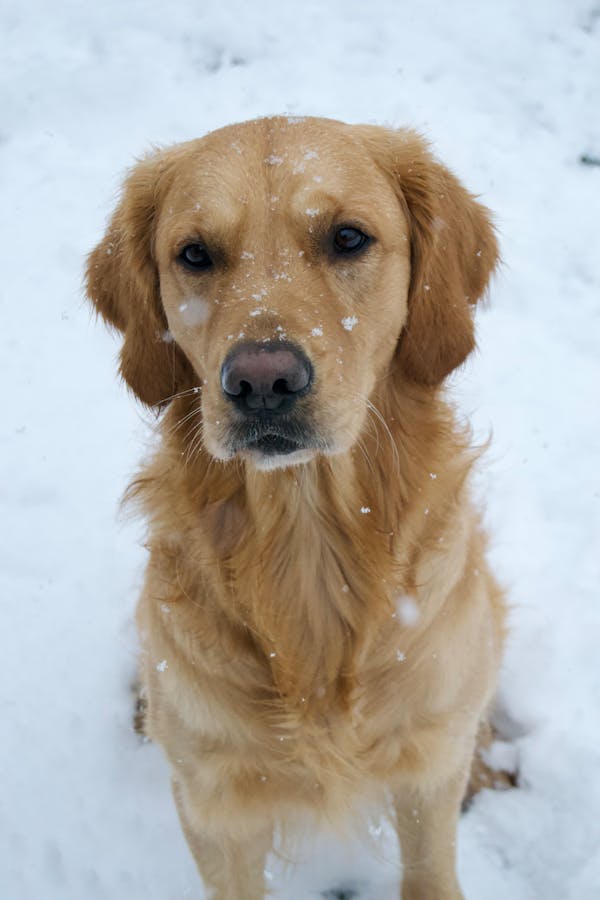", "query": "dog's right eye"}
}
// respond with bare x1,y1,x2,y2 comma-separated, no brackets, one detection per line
179,243,213,271
332,226,372,256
